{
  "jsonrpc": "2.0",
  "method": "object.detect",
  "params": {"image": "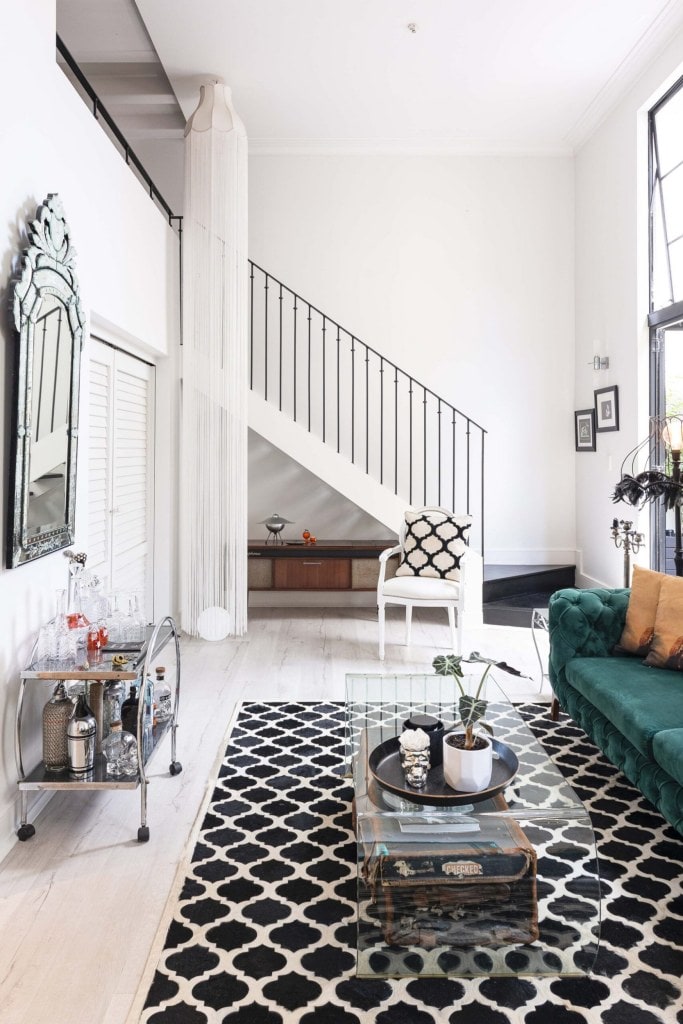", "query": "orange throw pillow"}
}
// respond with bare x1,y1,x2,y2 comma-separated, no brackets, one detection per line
644,575,683,669
617,566,664,656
